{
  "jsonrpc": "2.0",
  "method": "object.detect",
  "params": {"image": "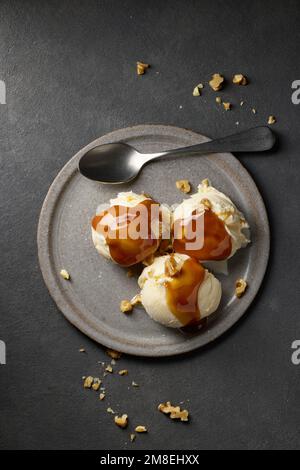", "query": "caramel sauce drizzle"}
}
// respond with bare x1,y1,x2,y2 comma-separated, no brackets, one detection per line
165,257,205,326
92,199,161,267
173,207,232,261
